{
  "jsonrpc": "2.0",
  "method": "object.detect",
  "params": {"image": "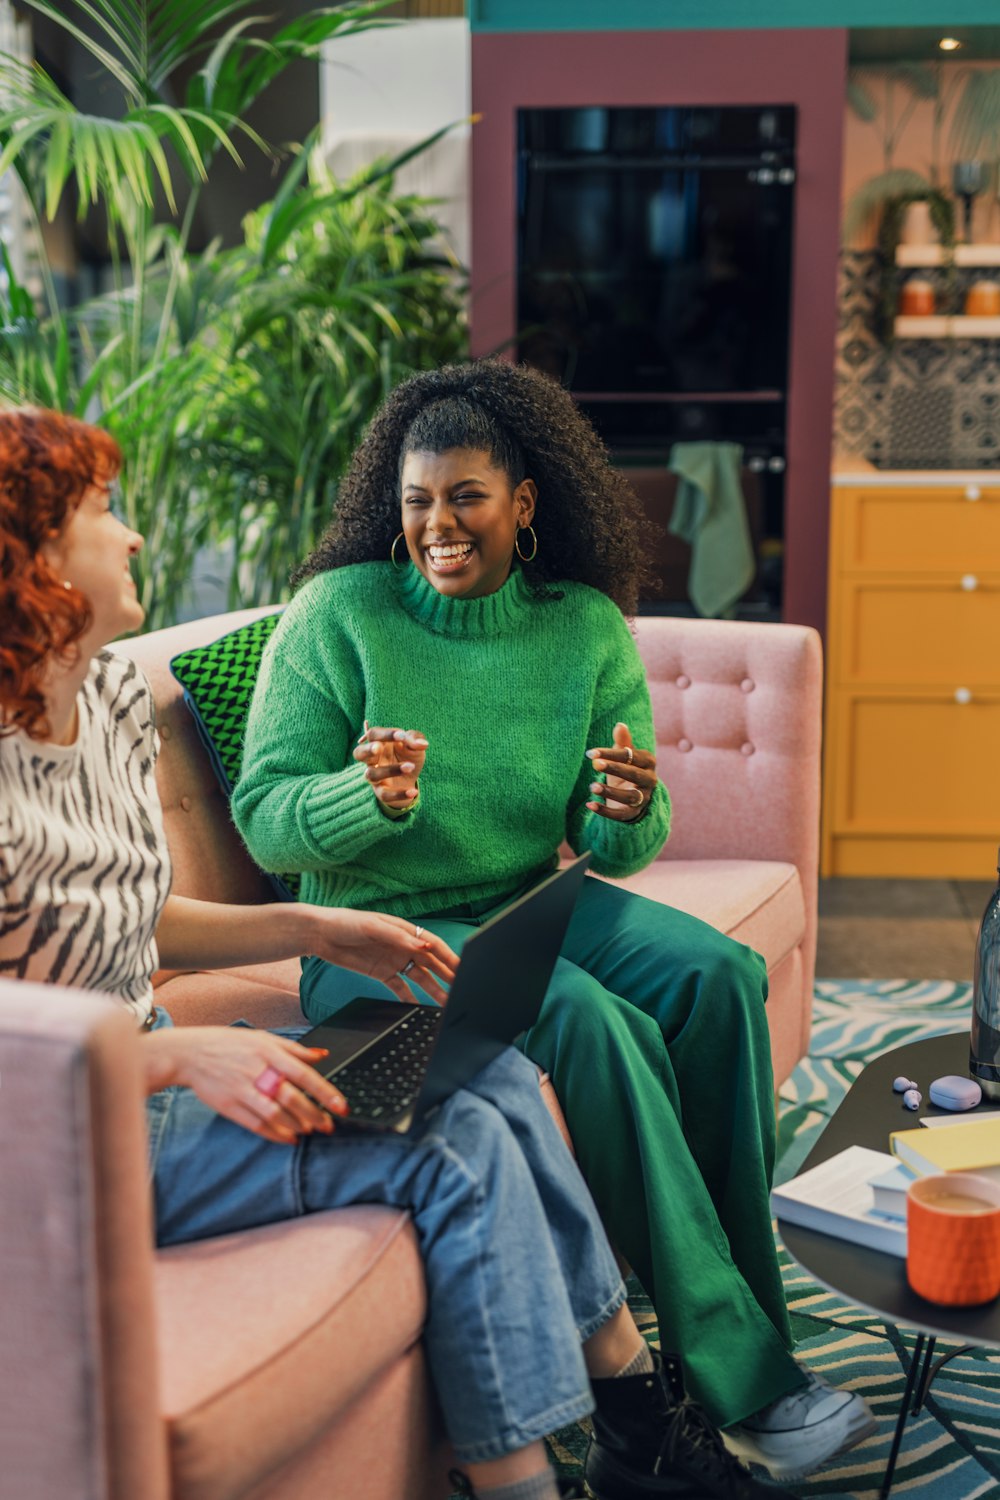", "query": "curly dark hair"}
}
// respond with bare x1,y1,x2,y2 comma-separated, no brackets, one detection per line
292,360,657,615
0,407,120,740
